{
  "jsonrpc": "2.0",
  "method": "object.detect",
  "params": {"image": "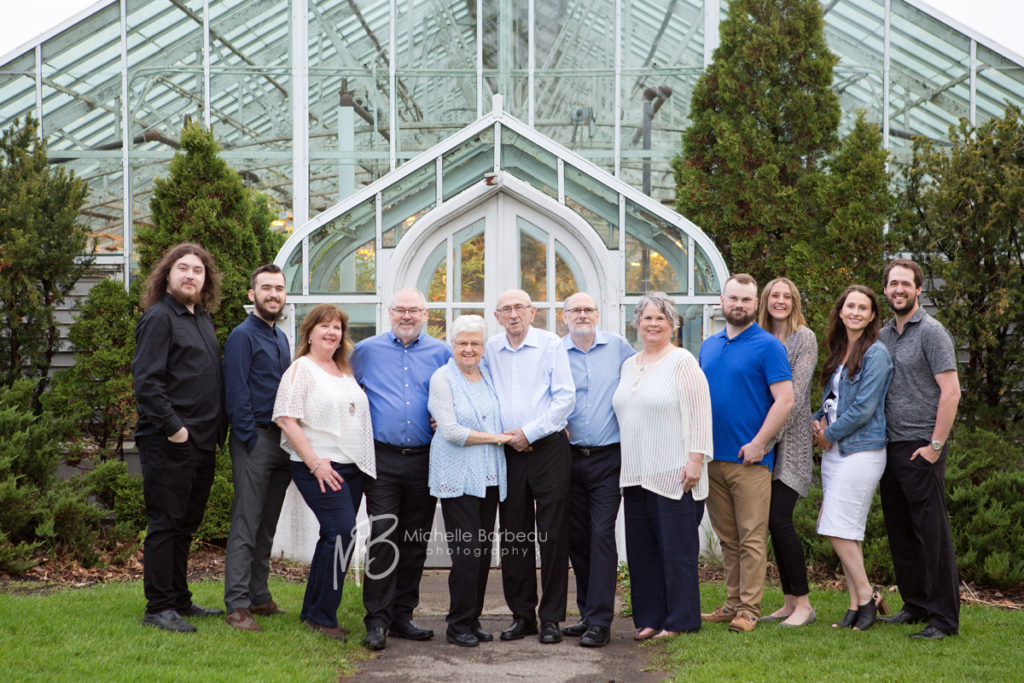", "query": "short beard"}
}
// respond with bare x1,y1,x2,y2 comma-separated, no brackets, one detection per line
254,297,283,321
724,308,755,327
889,295,917,315
168,283,201,308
